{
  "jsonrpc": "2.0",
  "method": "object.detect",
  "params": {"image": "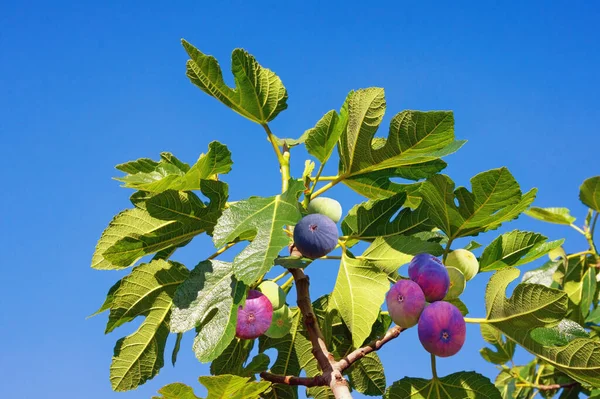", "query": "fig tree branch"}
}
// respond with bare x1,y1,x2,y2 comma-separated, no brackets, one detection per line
336,326,404,372
259,372,327,387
